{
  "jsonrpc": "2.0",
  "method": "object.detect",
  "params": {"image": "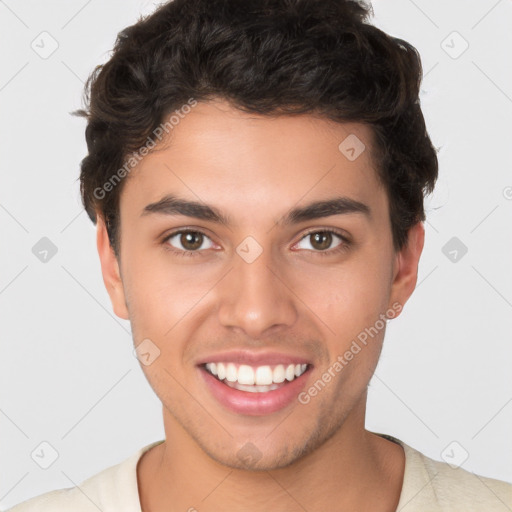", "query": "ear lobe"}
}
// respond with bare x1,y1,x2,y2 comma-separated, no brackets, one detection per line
96,215,130,320
388,222,425,316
